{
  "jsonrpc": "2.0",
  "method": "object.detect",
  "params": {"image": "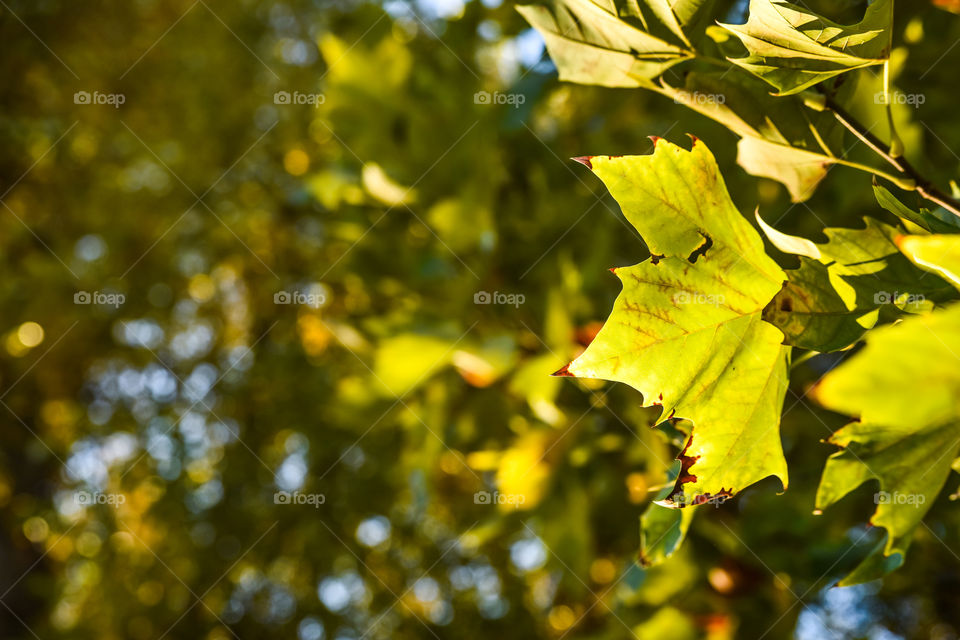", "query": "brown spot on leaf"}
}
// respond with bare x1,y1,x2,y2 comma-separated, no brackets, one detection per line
779,296,793,313
650,253,666,265
691,489,732,506
637,550,654,568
